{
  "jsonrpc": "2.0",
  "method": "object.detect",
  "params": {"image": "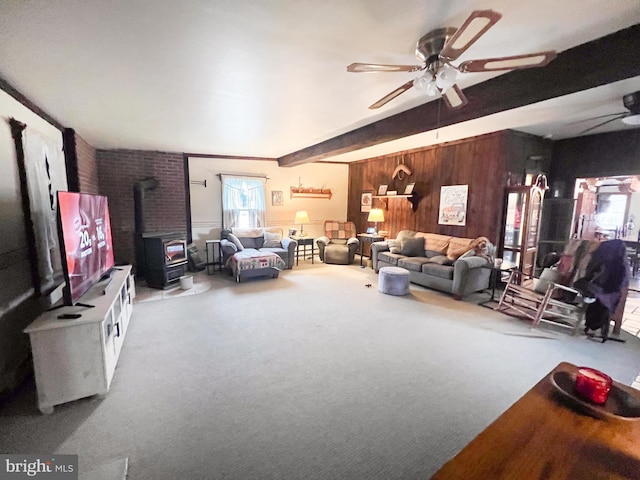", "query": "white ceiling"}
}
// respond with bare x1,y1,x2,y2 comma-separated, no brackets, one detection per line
1,1,639,163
